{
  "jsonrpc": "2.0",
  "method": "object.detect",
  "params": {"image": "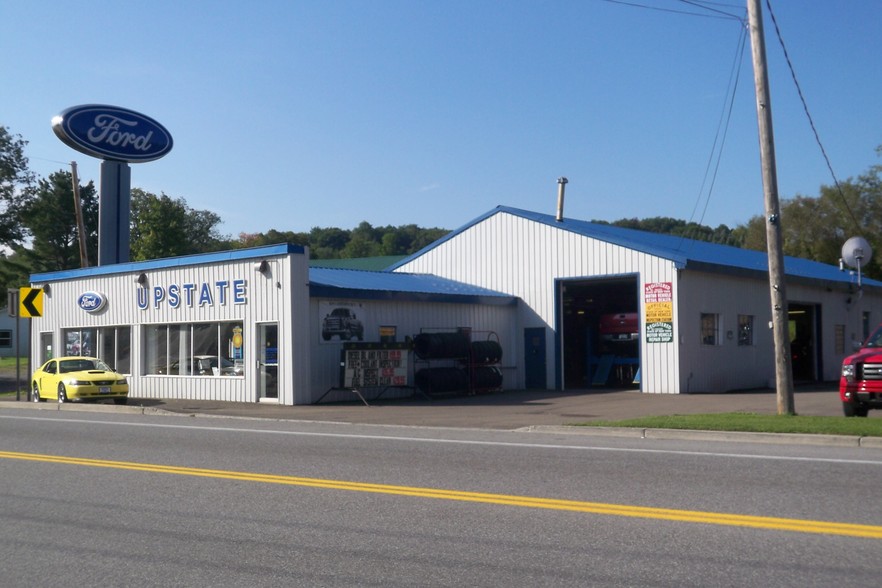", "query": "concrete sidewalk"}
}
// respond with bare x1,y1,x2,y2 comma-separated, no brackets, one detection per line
141,386,858,429
2,384,859,430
